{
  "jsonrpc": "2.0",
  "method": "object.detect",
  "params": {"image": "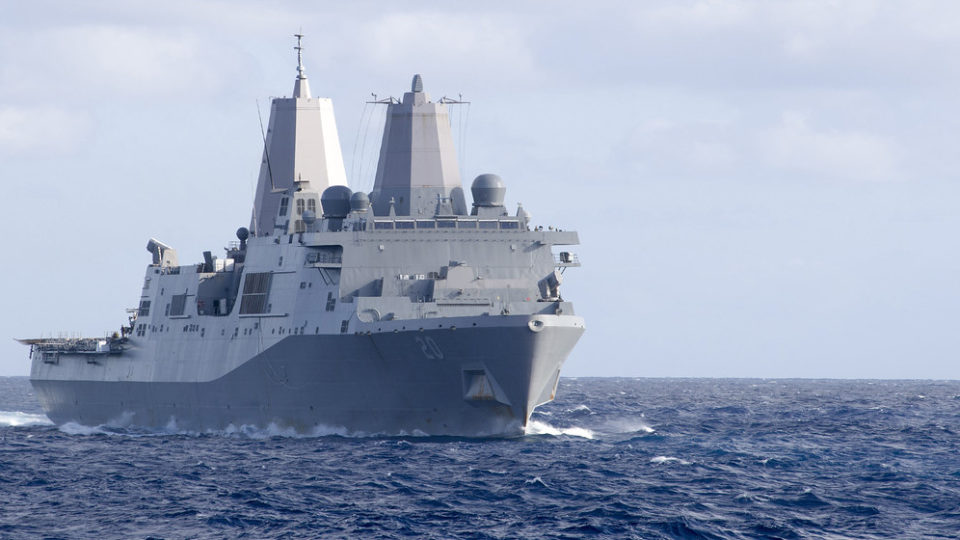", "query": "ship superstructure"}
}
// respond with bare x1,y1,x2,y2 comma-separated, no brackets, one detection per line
22,39,584,437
